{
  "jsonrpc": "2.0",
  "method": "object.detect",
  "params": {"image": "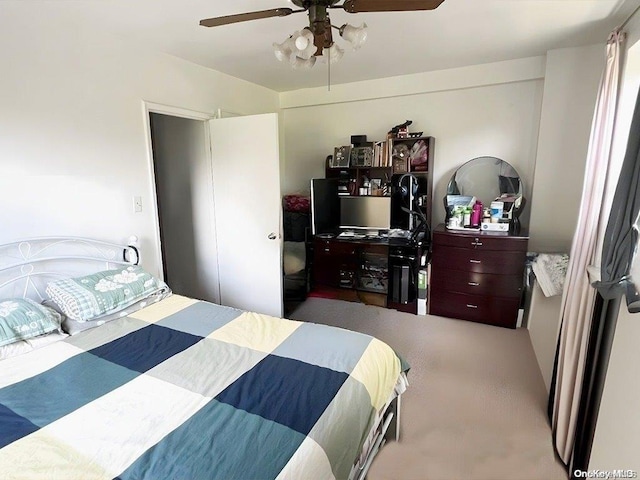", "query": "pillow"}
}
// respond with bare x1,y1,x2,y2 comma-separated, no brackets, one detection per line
283,241,306,275
46,266,168,322
0,332,68,361
0,298,63,347
59,286,171,335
